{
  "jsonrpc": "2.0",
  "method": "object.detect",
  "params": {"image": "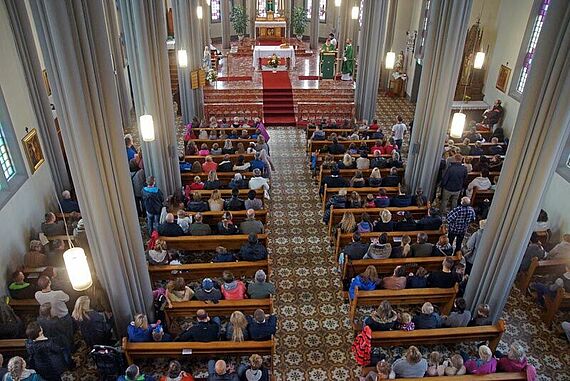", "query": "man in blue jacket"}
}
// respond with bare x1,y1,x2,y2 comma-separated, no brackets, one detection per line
247,309,276,341
142,176,164,235
440,154,468,213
